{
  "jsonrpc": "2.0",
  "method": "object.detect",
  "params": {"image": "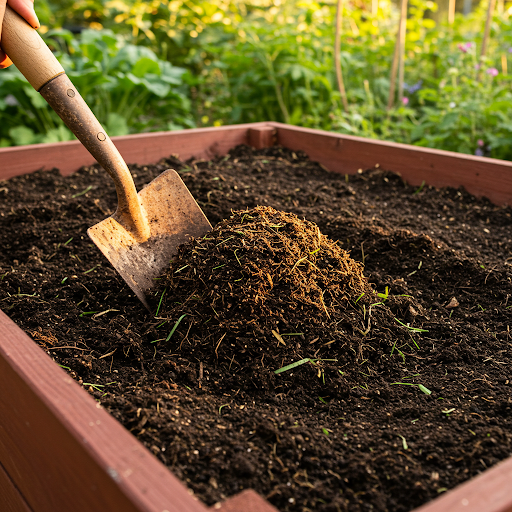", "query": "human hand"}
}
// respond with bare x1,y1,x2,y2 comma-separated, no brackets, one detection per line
0,0,40,68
